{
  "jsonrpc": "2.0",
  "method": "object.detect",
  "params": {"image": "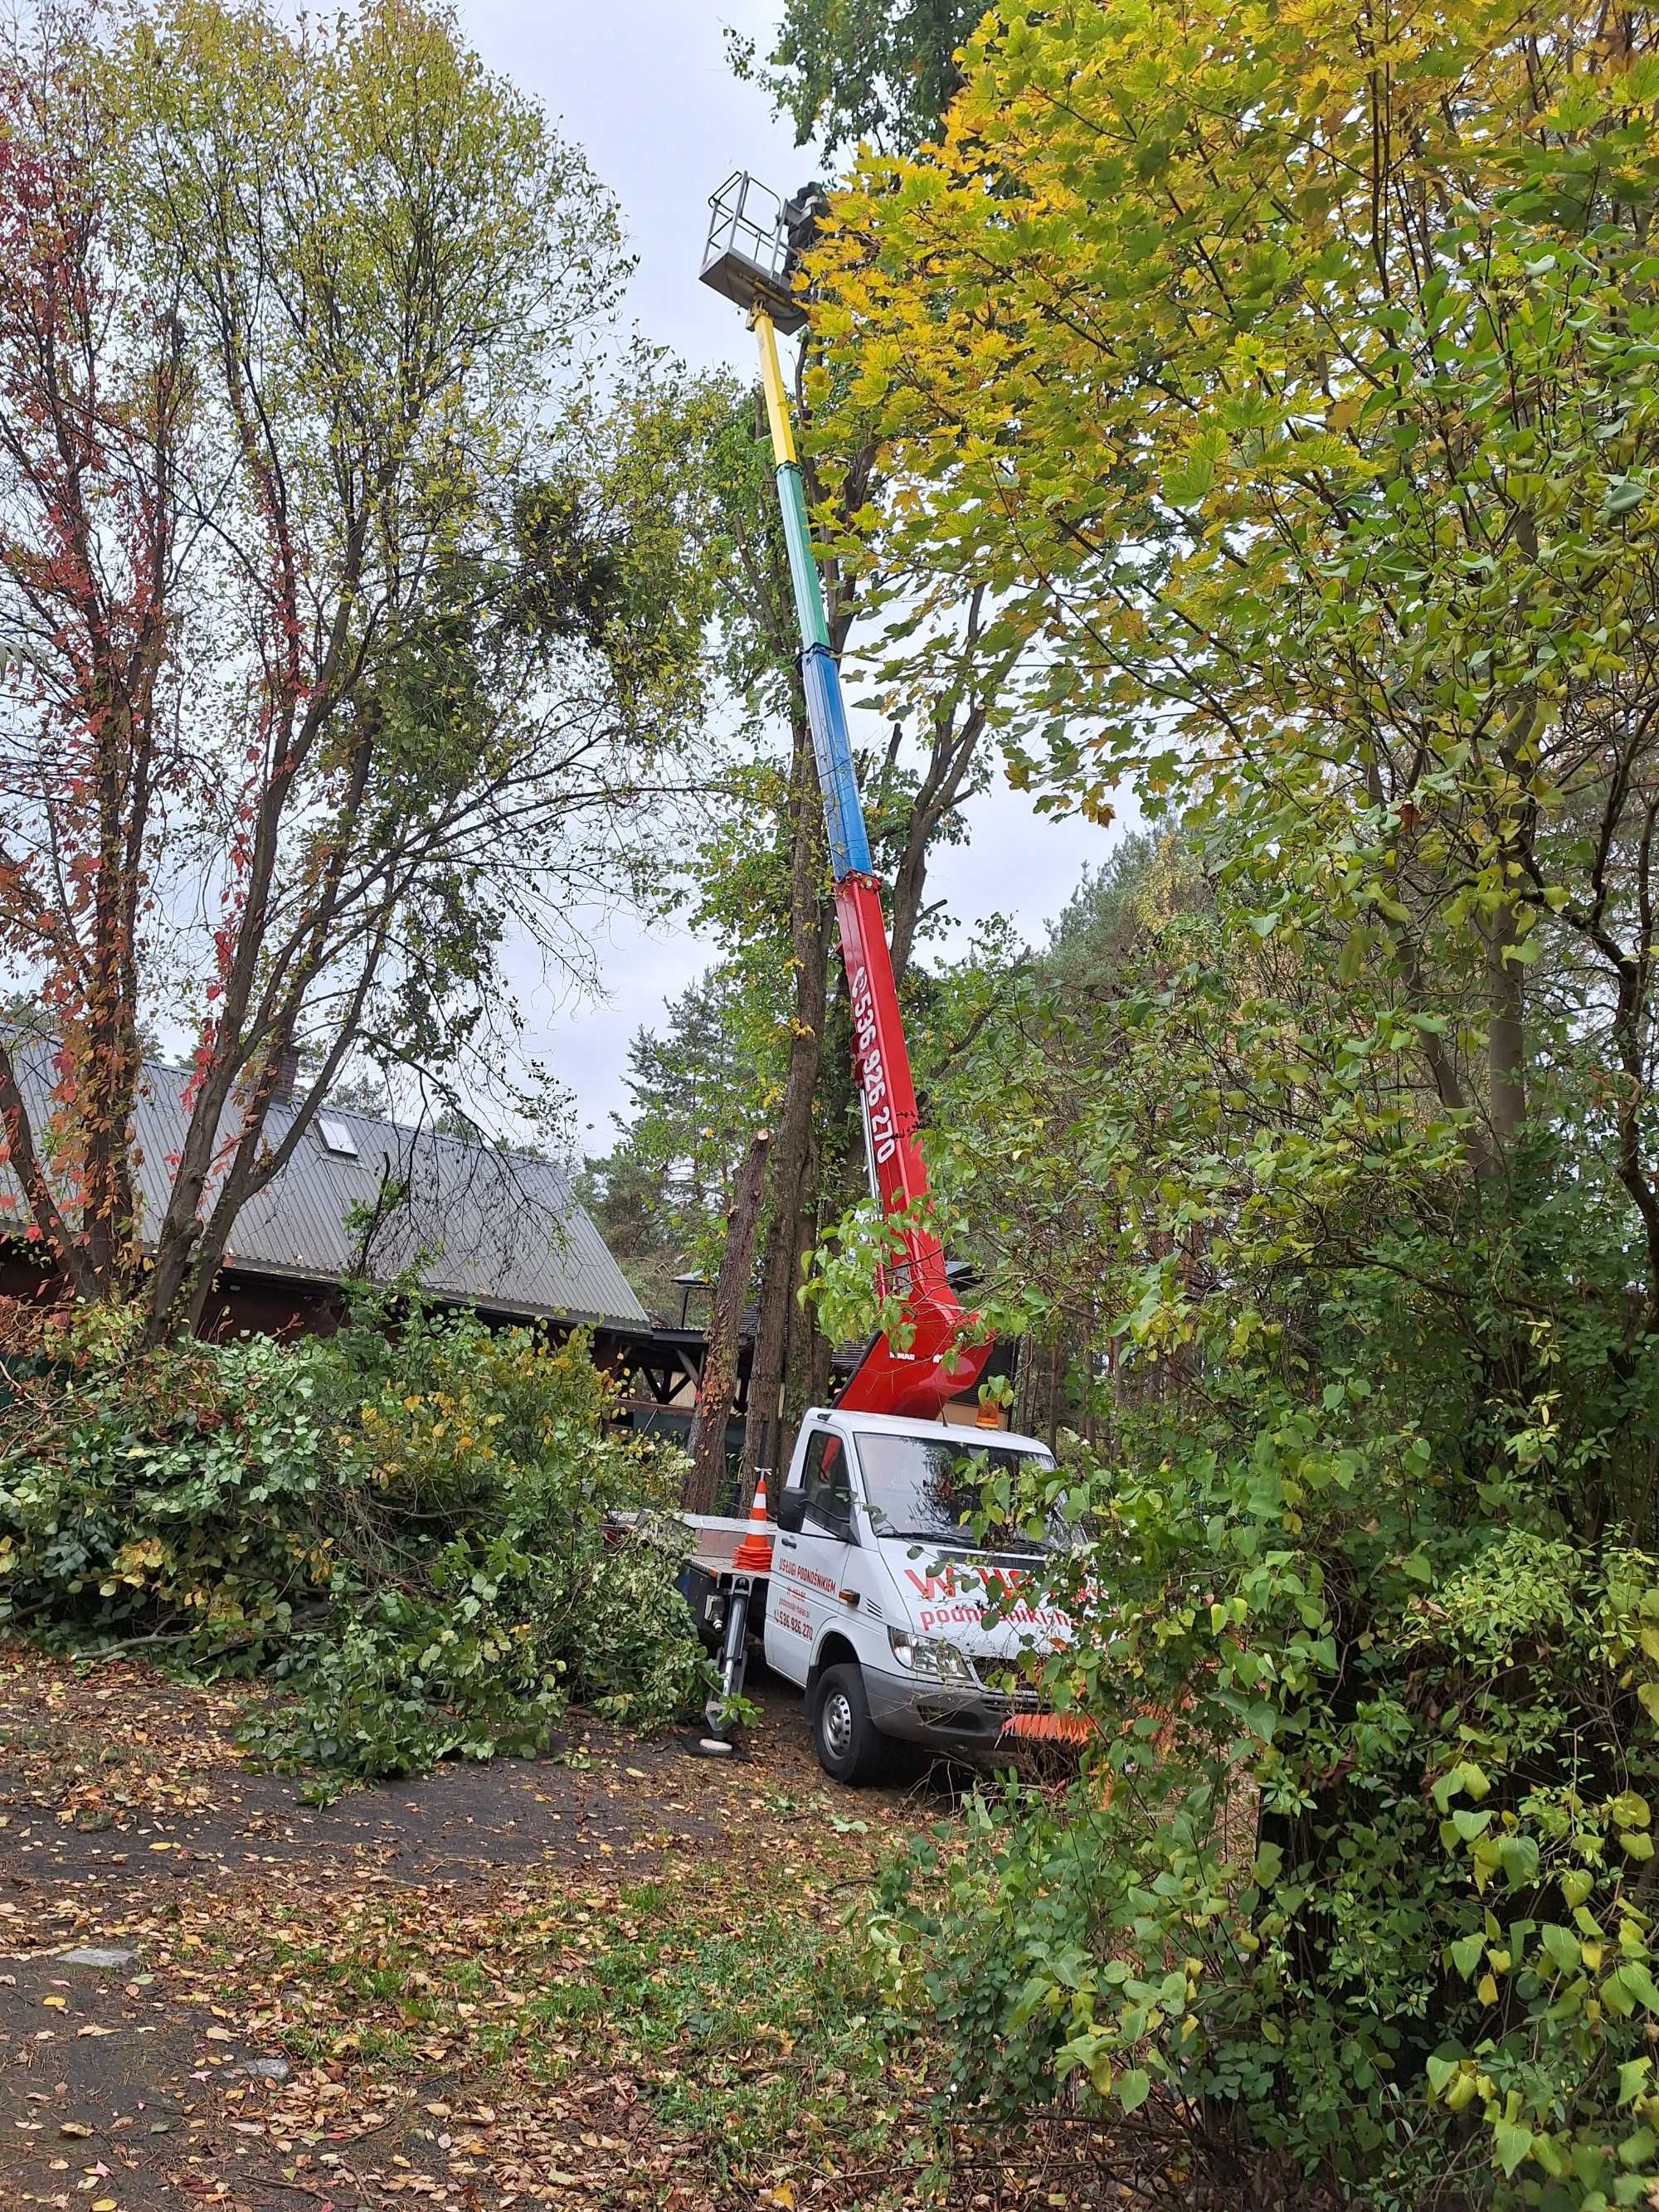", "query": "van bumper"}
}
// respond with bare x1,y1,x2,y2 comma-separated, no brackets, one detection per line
861,1663,1030,1750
